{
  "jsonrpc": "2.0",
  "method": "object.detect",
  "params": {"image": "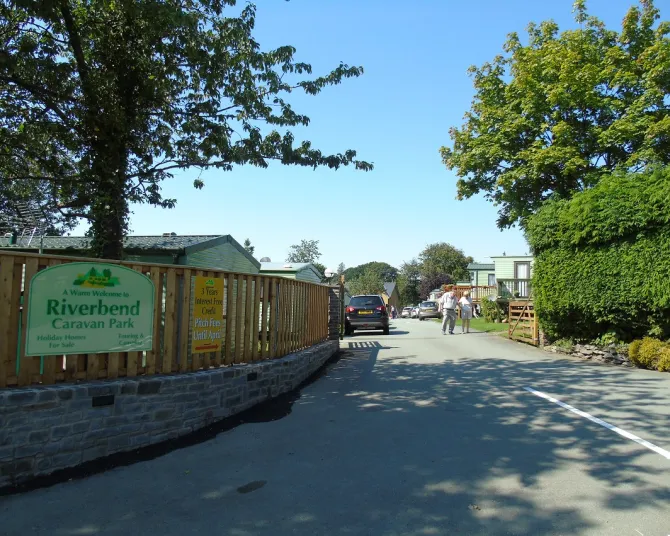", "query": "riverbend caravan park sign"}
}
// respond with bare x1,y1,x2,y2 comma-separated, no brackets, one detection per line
26,263,155,356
